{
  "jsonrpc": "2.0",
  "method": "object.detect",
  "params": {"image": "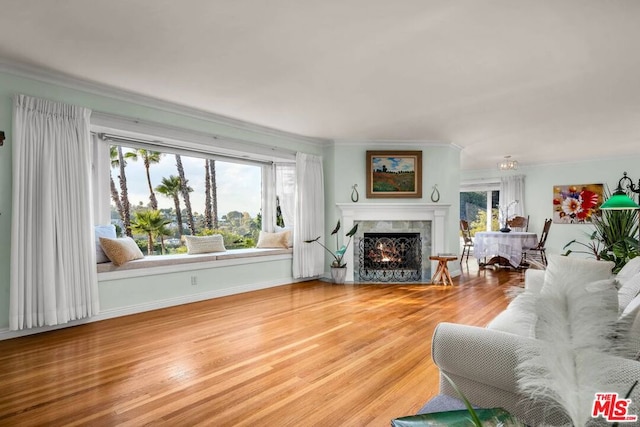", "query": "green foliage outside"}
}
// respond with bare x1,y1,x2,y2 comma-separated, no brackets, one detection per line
197,228,256,249
120,206,262,254
466,209,500,236
109,144,264,256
